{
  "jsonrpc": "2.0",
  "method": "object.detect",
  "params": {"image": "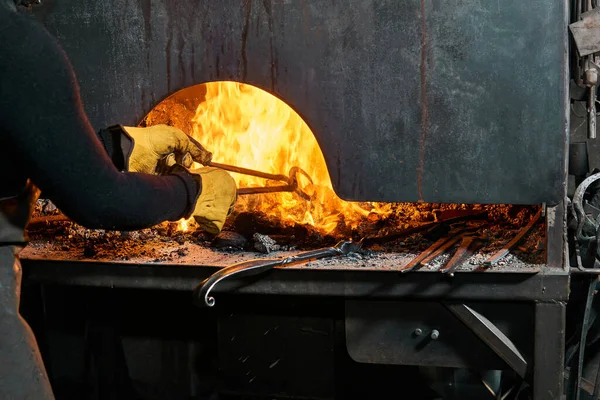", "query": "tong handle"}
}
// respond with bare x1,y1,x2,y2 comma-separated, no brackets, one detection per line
236,185,296,196
210,162,313,200
208,162,290,184
185,133,291,183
